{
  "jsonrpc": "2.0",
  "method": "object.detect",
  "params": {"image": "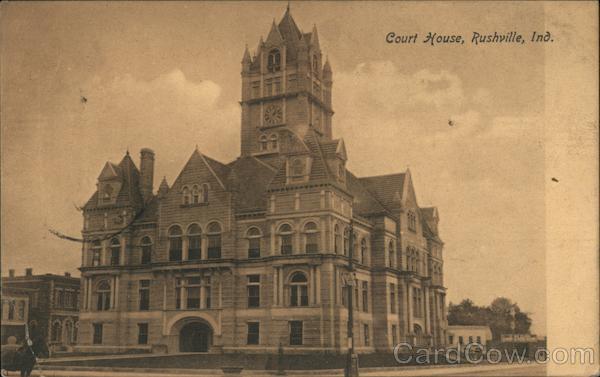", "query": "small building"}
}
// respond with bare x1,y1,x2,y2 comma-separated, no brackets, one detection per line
1,286,29,344
500,333,539,343
447,325,492,351
2,268,80,351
